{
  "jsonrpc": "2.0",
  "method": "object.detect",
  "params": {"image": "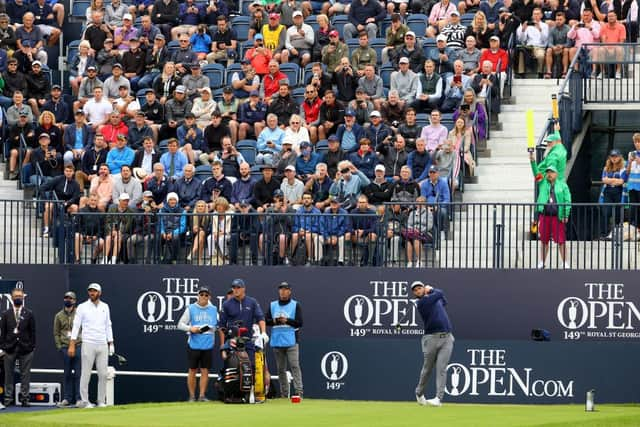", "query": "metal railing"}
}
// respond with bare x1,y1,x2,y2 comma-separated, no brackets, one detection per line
1,199,639,270
579,43,640,104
